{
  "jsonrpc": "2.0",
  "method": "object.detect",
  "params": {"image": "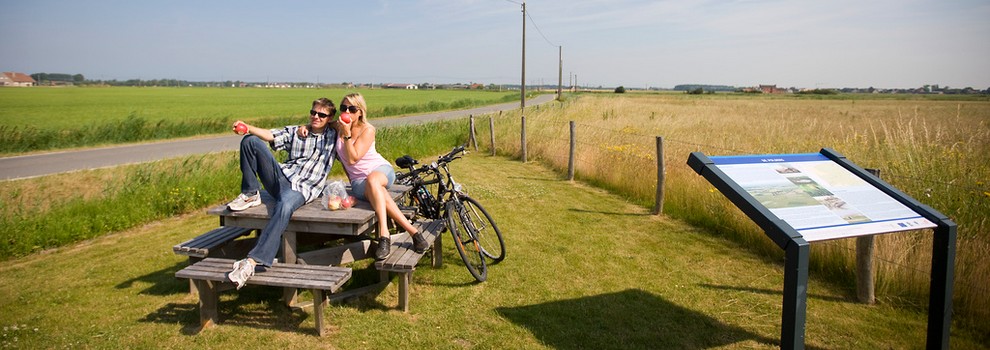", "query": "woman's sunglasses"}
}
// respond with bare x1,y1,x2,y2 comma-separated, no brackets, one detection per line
340,105,360,113
310,109,333,119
